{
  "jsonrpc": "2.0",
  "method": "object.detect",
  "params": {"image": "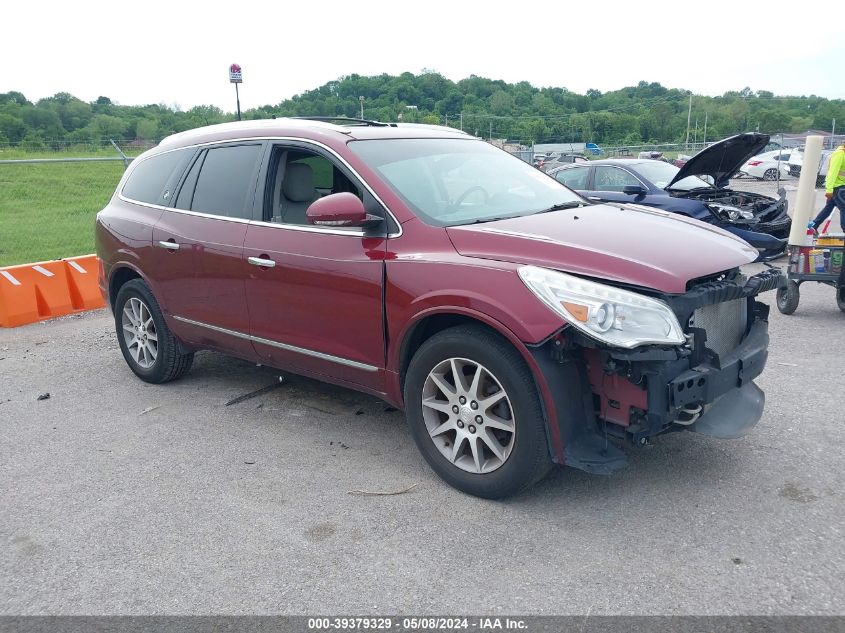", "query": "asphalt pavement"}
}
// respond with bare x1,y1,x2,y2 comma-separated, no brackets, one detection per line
1,182,843,615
